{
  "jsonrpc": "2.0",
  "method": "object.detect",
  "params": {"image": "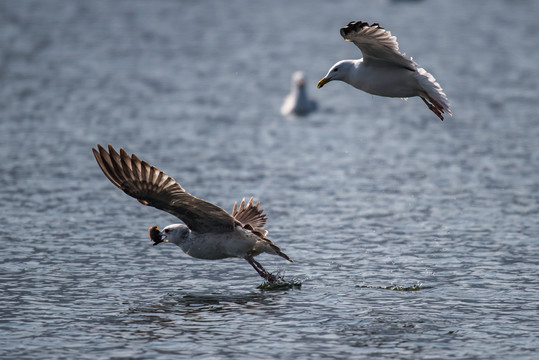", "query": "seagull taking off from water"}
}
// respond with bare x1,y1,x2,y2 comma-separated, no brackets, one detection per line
317,21,451,120
92,144,292,283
